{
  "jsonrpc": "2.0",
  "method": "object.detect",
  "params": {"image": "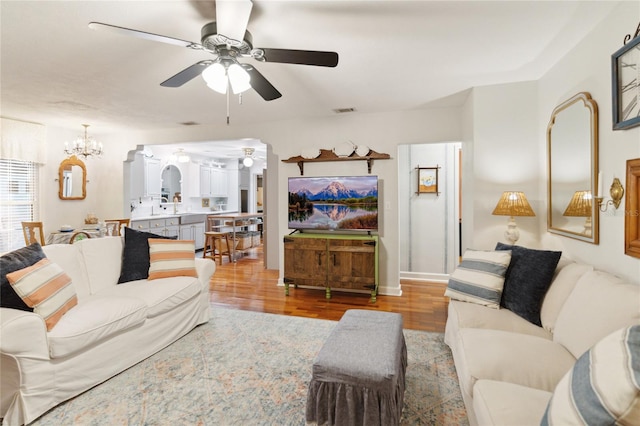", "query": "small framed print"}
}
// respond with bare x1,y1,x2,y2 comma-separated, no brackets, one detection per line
612,35,640,130
201,198,210,208
417,167,439,194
